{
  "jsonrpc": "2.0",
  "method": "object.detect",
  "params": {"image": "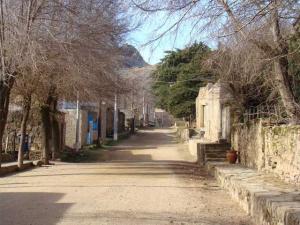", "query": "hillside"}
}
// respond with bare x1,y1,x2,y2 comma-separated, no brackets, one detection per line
120,44,148,68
